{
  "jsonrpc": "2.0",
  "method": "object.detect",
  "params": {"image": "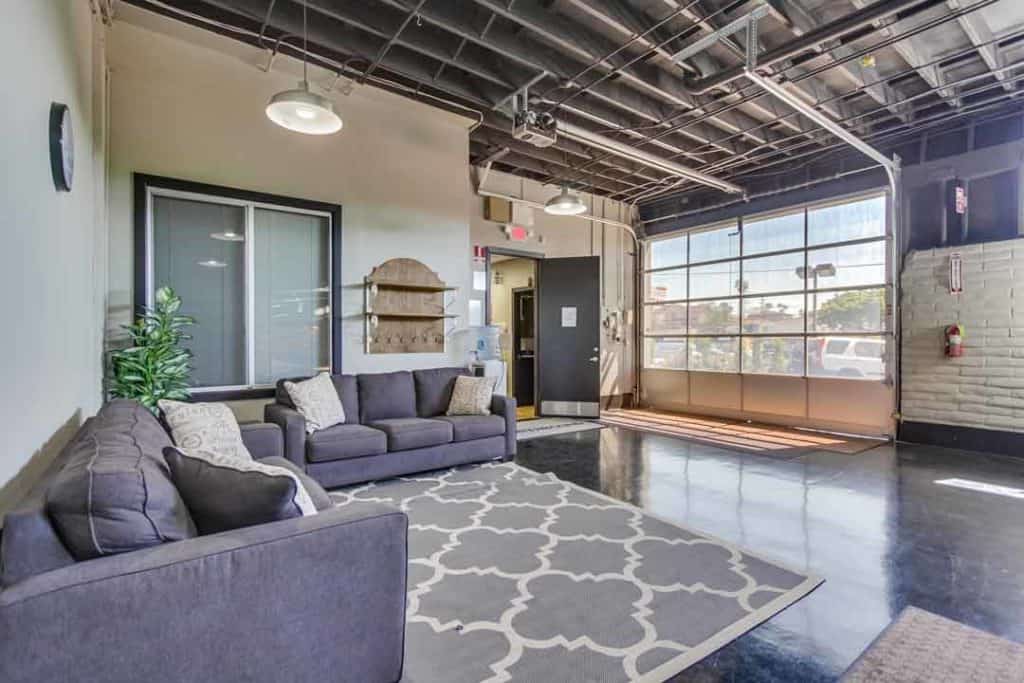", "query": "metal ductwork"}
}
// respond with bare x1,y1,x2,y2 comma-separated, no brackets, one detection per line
555,120,744,195
684,0,933,94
